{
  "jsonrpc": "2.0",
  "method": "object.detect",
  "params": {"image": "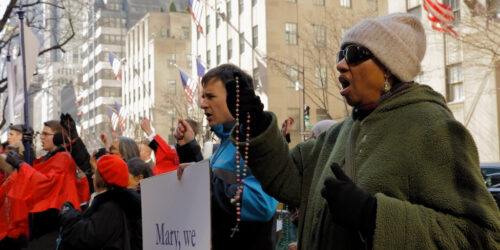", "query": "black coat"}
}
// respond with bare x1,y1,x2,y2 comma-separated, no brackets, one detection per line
59,188,142,250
